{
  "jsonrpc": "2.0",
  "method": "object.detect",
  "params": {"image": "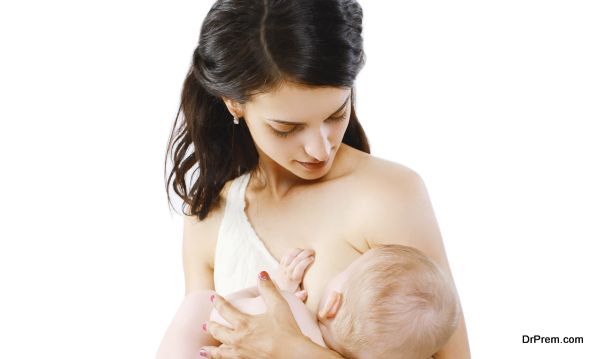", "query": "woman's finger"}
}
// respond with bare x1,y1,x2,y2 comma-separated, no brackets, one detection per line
198,346,218,358
257,271,292,313
199,344,243,359
204,321,238,348
211,294,250,328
